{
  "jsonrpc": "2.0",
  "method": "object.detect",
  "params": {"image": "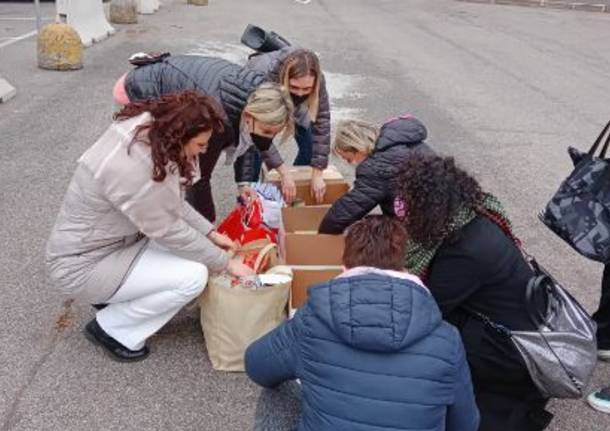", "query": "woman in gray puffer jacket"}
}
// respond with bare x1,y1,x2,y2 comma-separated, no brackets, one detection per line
46,92,254,362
